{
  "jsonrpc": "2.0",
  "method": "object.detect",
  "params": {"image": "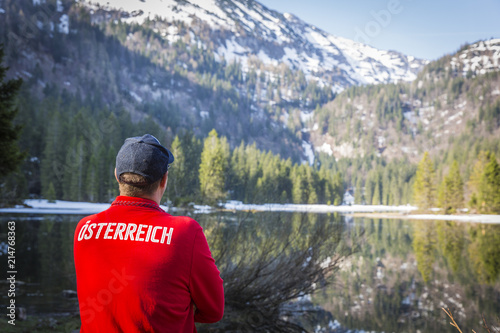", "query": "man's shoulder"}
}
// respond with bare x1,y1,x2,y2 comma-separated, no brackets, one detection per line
164,214,201,230
77,213,99,225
